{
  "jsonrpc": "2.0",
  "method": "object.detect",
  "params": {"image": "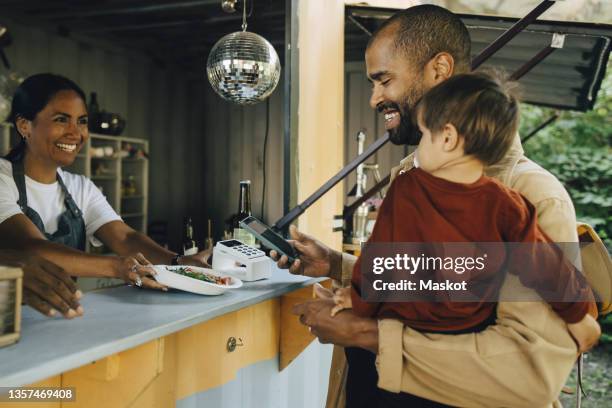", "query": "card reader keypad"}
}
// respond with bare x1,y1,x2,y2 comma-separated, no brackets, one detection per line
235,244,265,258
